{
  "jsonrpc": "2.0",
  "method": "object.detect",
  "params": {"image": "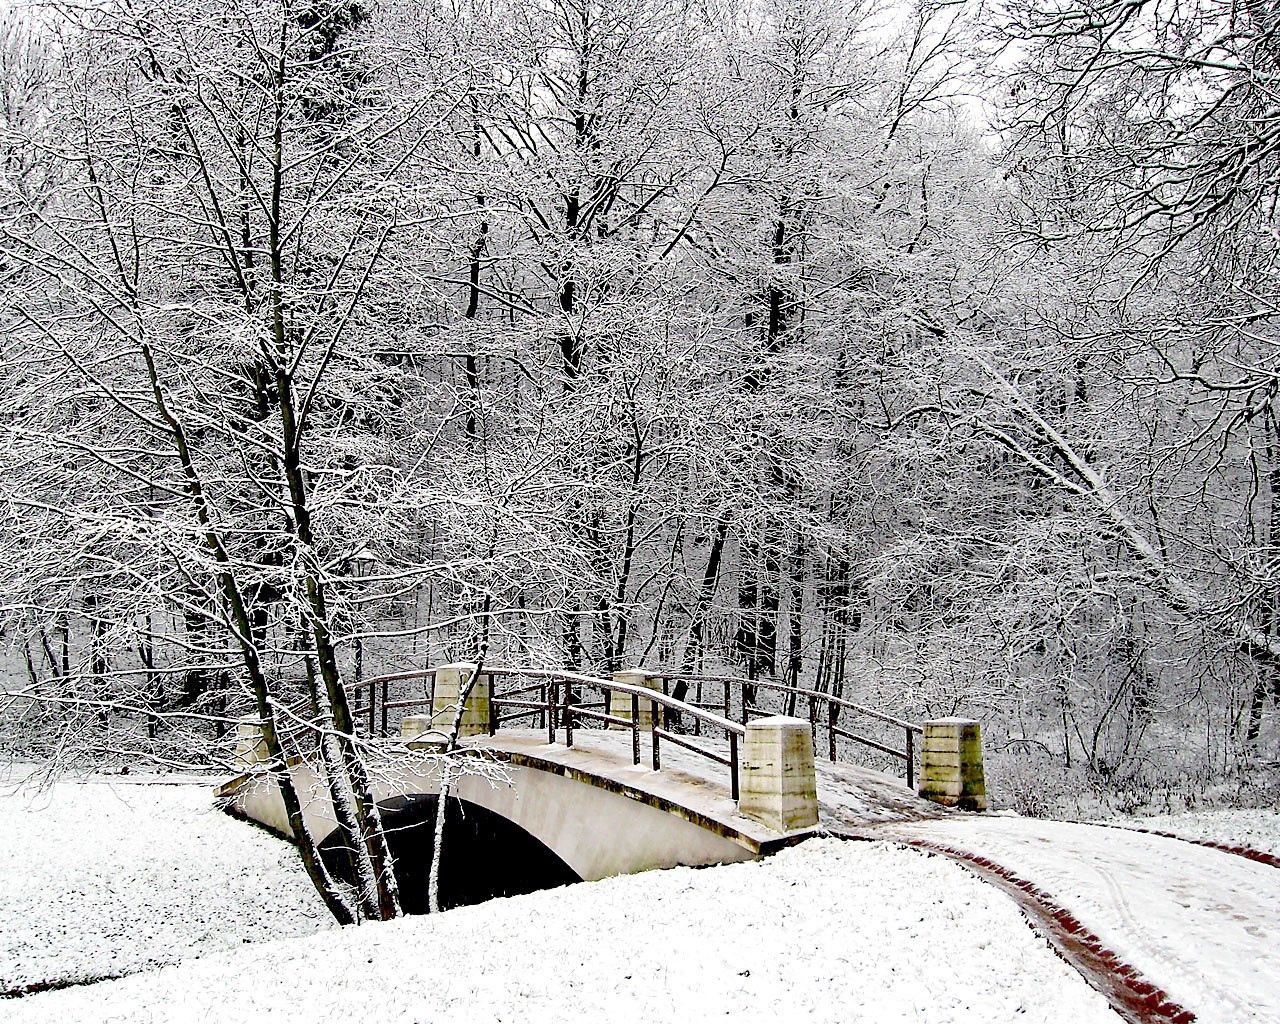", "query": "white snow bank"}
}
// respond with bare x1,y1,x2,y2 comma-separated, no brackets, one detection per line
1116,808,1280,856
890,816,1280,1024
5,838,1118,1024
0,779,332,993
